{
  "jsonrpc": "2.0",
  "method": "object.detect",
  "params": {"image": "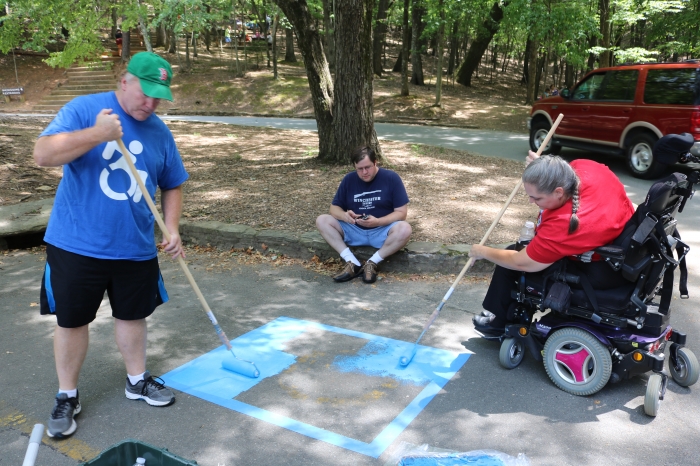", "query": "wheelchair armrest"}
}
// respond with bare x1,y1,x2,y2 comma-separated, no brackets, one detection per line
594,245,626,271
622,255,652,282
594,245,625,261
